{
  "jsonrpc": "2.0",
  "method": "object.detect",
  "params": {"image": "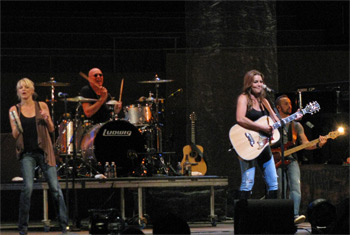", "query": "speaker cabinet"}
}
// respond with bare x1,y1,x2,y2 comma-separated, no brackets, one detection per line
1,133,21,182
234,199,296,234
